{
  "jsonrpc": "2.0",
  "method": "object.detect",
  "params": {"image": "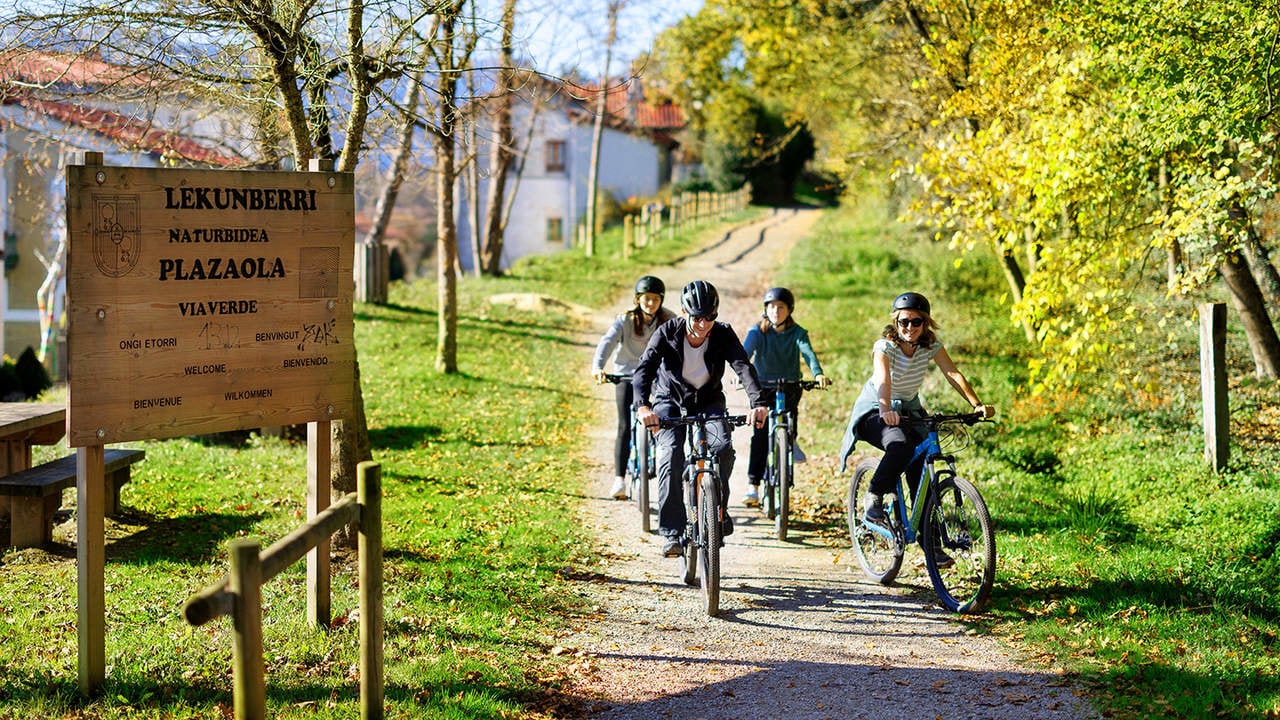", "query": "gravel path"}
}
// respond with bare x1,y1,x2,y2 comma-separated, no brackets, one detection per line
556,208,1098,720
